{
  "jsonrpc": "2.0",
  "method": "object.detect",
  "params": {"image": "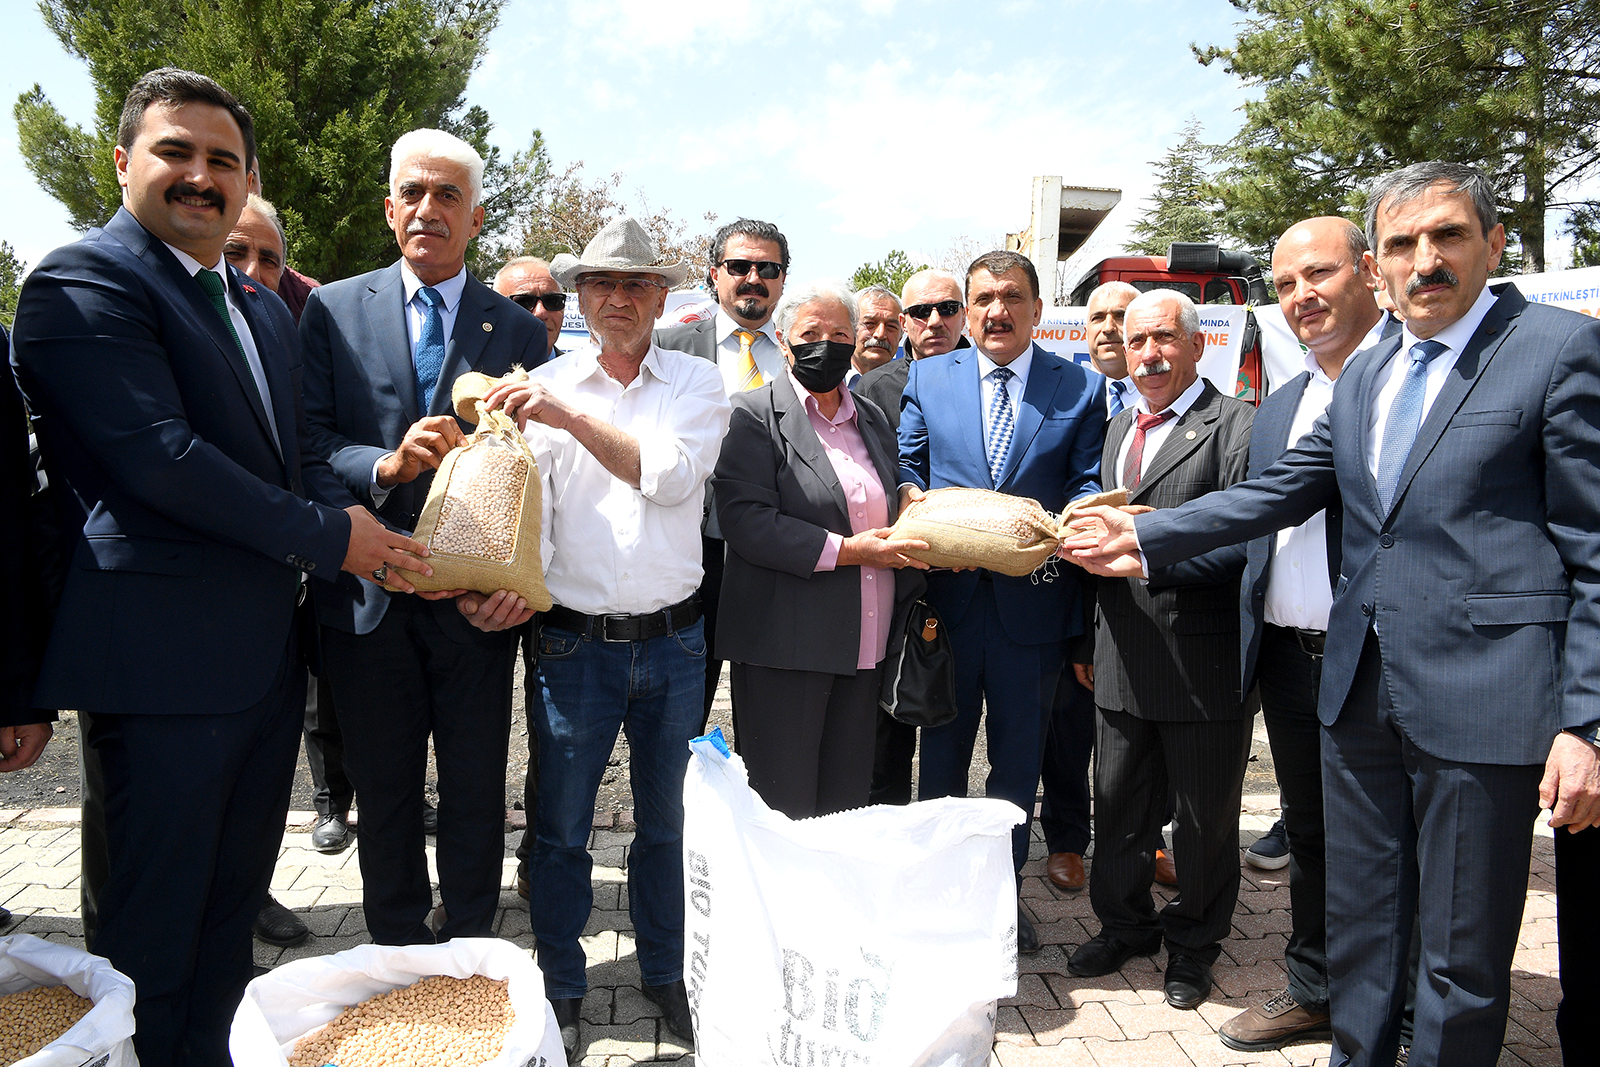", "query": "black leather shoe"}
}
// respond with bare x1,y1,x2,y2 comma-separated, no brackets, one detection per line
1017,904,1040,955
311,812,351,853
422,801,438,835
550,997,581,1063
642,979,694,1042
252,894,309,947
1163,951,1213,1010
1066,931,1162,977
